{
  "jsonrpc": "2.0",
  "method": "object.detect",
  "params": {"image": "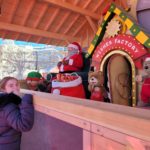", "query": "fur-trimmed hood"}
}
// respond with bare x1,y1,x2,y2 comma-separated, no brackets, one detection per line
0,93,21,107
